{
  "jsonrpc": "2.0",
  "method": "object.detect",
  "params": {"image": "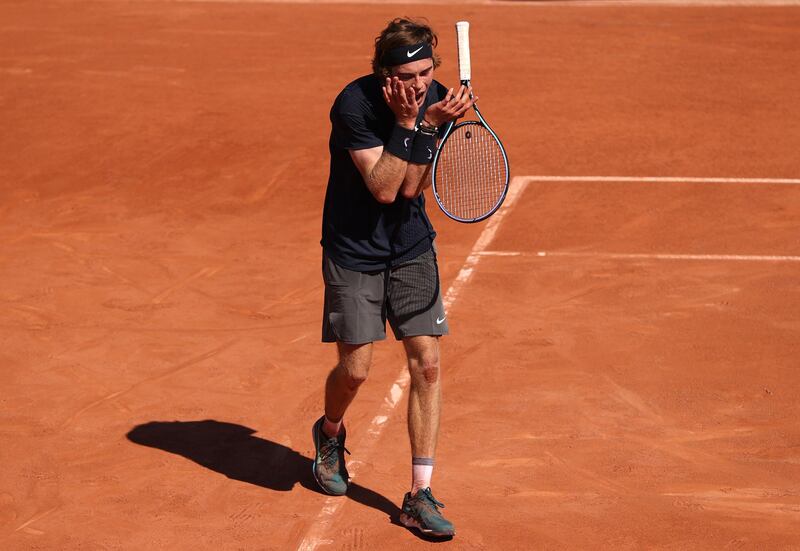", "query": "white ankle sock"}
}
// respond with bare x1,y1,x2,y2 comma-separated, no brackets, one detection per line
411,457,434,492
